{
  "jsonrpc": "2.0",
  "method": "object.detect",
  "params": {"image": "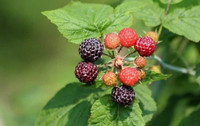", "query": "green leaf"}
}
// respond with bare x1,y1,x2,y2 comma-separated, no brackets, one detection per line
195,63,200,77
160,0,183,4
163,6,200,42
117,0,165,27
140,70,171,85
178,108,200,126
42,1,133,44
195,63,200,85
35,82,106,126
88,95,145,126
102,3,133,34
135,84,157,123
